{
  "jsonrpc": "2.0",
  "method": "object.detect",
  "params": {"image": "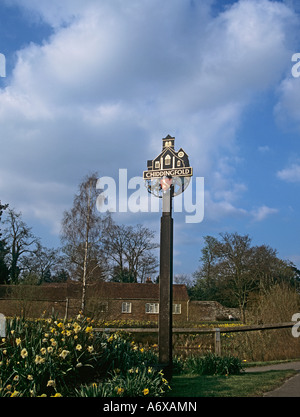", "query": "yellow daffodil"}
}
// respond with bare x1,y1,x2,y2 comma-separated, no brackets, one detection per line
21,348,28,358
59,350,69,359
35,355,45,365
